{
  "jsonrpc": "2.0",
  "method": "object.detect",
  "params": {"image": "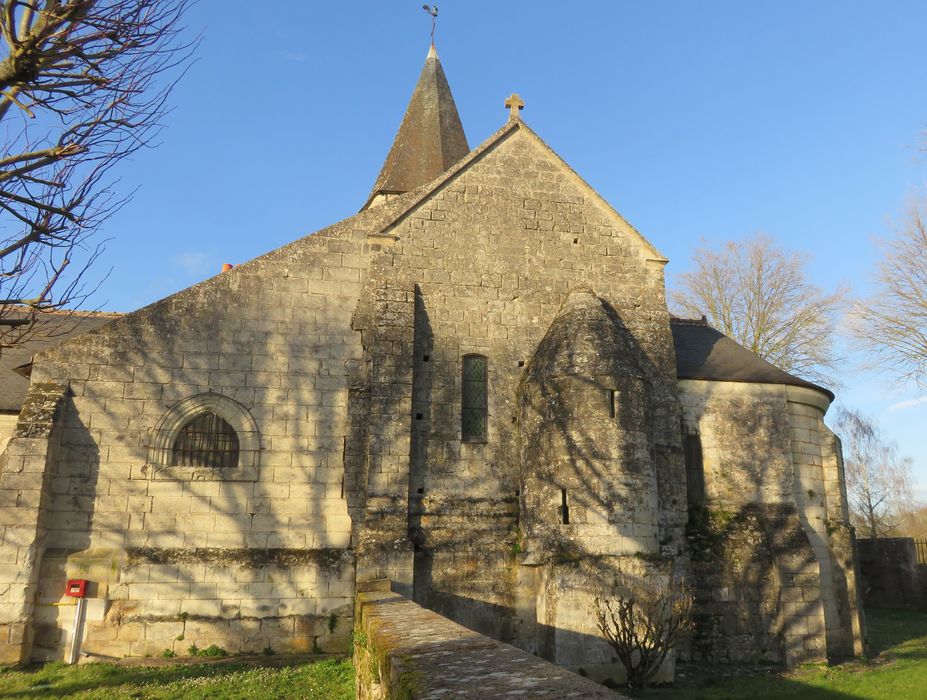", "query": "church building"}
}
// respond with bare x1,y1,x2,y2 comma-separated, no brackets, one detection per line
0,45,864,680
